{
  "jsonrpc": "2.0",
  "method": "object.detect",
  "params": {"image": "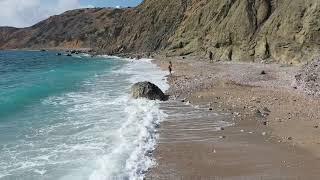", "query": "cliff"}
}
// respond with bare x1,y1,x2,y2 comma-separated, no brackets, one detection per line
0,0,319,63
